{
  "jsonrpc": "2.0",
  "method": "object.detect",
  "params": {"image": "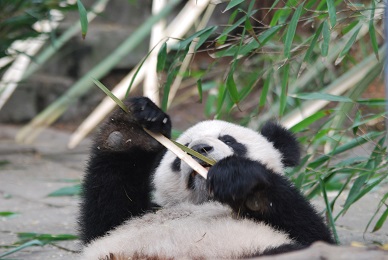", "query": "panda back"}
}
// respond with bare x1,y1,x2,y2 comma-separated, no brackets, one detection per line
80,202,293,259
